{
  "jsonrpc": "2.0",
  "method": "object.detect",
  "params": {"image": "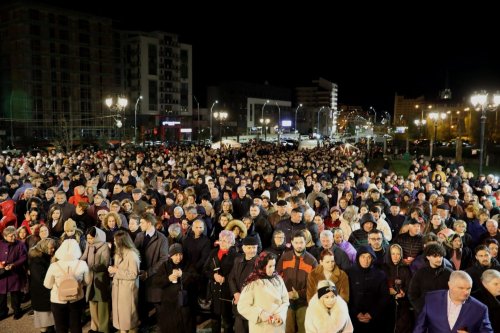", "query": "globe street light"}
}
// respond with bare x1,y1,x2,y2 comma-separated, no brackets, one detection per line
261,100,270,139
134,95,143,144
209,100,218,144
214,111,228,142
105,96,128,146
294,103,302,134
470,91,500,175
193,95,200,144
260,118,270,142
414,119,427,138
429,112,446,159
